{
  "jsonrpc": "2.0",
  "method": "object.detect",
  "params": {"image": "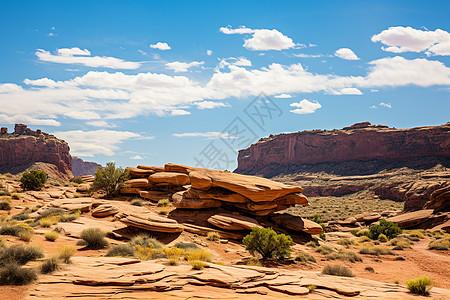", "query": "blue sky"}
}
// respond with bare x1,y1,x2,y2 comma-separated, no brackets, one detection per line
1,0,449,170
